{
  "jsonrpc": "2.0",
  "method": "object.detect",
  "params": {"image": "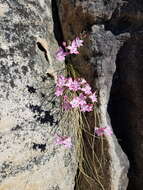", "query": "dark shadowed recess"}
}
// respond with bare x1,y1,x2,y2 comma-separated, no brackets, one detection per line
105,0,143,35
106,1,143,189
51,0,64,46
108,34,143,190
